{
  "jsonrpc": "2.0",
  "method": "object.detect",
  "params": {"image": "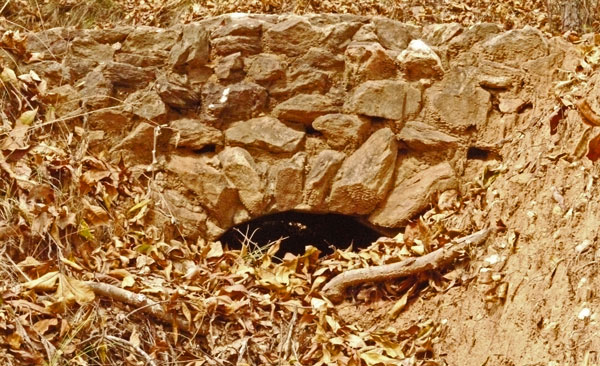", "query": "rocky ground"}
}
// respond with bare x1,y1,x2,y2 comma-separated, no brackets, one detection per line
3,1,600,366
